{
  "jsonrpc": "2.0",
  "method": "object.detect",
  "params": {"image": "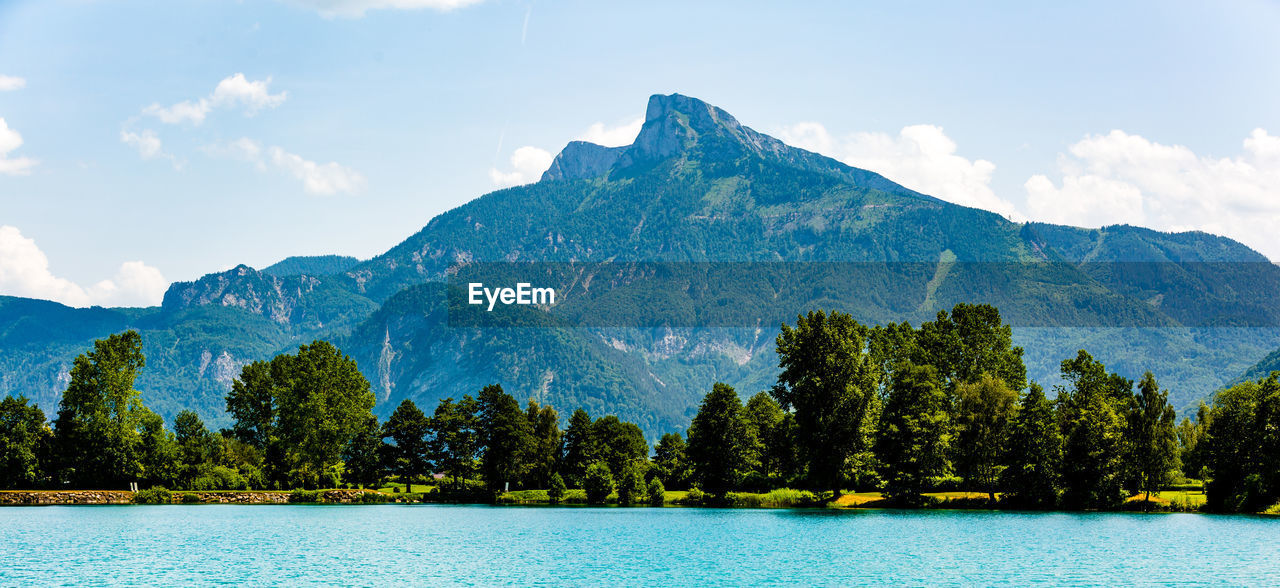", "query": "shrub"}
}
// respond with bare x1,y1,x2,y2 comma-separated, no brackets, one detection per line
548,473,566,504
132,487,172,504
584,463,614,504
678,486,706,506
288,489,321,503
188,466,249,491
647,477,666,506
358,491,388,504
179,493,203,504
759,488,819,507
